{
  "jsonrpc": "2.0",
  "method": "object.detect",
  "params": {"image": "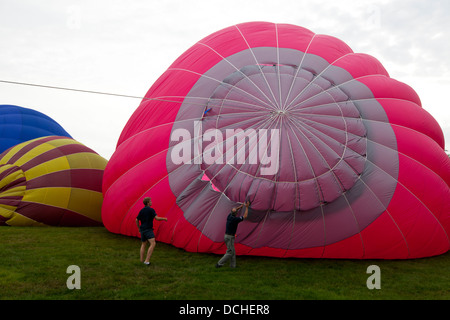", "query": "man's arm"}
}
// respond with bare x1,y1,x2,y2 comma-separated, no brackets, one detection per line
135,218,140,231
242,201,250,220
155,216,168,222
